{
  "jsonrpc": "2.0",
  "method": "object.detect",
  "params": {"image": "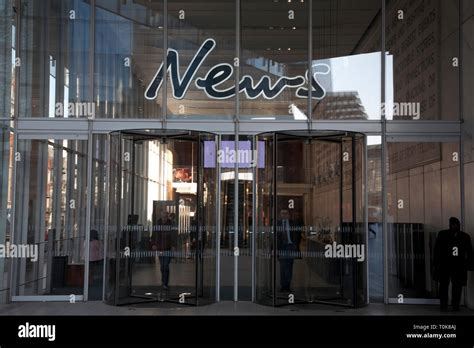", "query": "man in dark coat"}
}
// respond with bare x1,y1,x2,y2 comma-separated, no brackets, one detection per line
276,209,302,292
433,217,473,311
151,210,175,290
